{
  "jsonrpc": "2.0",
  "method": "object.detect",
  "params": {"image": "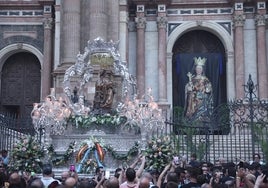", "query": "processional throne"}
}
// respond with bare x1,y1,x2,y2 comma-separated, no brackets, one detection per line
32,38,165,172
